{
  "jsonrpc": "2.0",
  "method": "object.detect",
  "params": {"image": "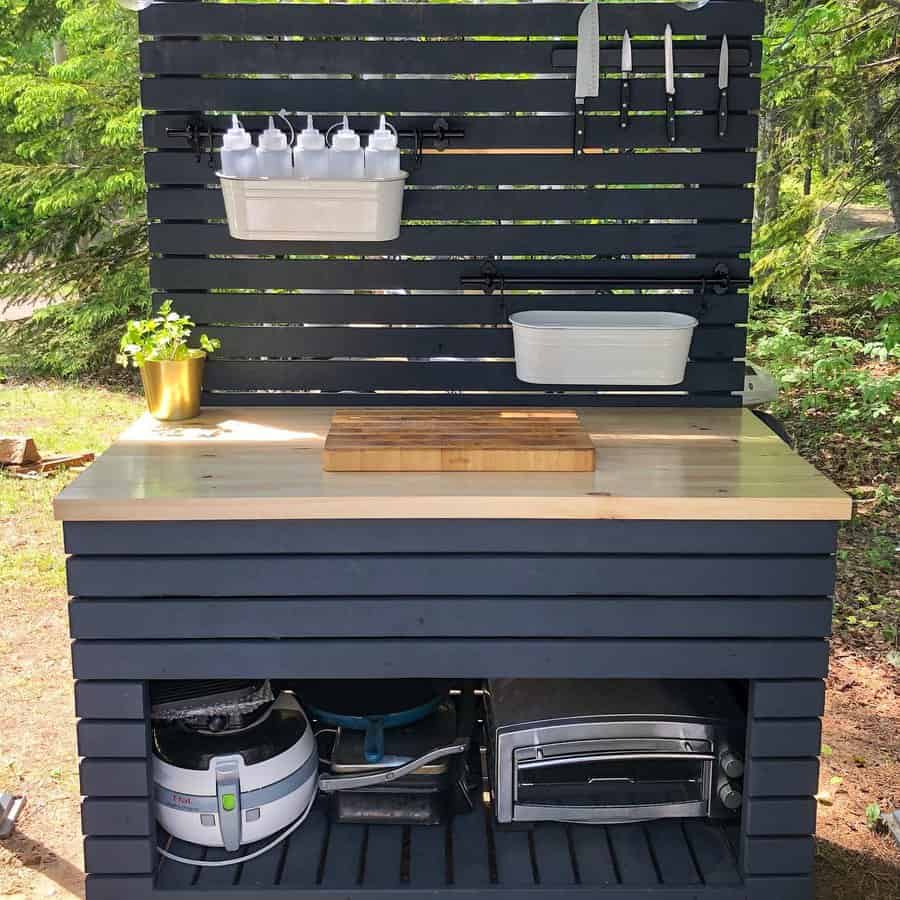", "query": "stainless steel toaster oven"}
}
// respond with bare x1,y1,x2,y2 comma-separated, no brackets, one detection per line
485,679,746,825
